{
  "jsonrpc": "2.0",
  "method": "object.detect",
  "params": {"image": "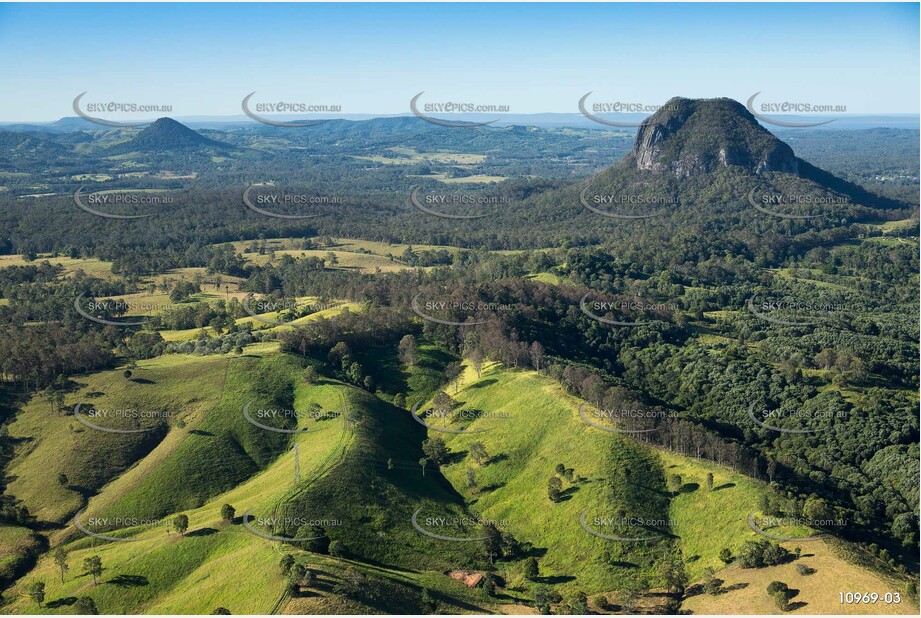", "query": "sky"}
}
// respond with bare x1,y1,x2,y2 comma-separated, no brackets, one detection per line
0,2,918,122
